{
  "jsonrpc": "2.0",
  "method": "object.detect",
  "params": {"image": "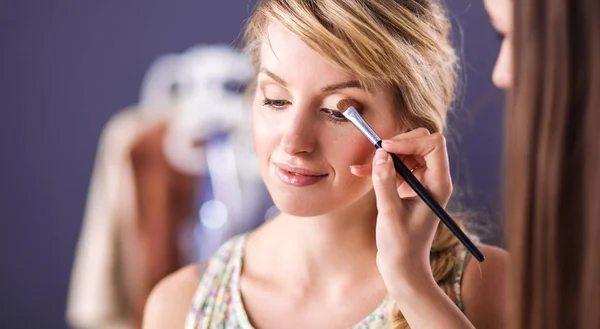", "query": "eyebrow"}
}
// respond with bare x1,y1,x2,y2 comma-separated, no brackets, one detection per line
259,68,365,92
321,80,363,92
